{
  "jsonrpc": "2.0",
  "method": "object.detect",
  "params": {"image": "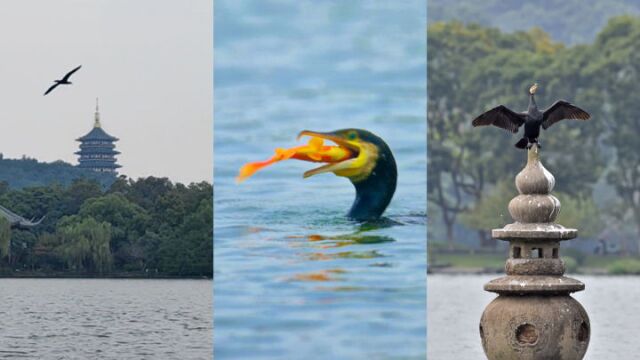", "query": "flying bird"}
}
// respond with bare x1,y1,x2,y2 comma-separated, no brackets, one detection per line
43,65,82,96
471,83,590,149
